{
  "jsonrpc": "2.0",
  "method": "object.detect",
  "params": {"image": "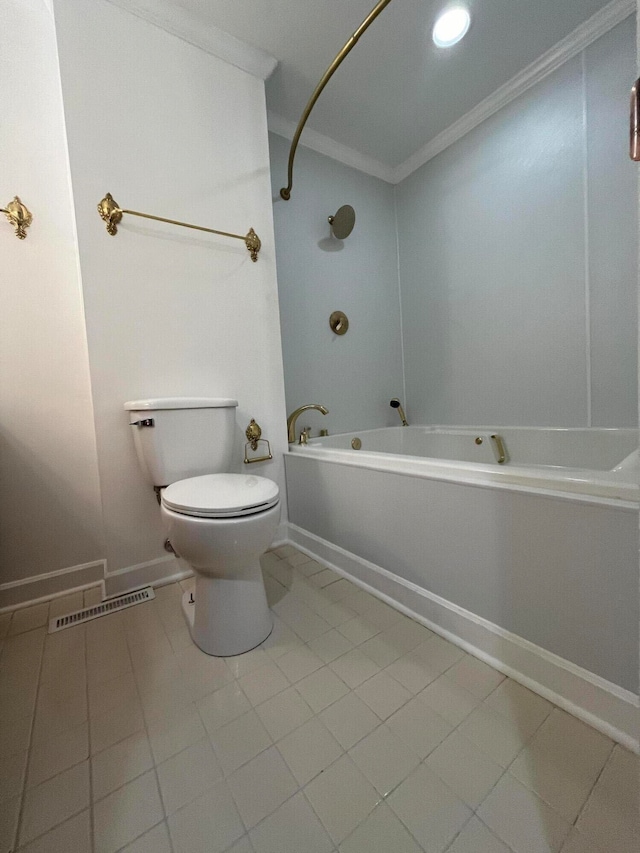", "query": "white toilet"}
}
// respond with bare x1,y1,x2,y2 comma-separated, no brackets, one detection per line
124,397,279,656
